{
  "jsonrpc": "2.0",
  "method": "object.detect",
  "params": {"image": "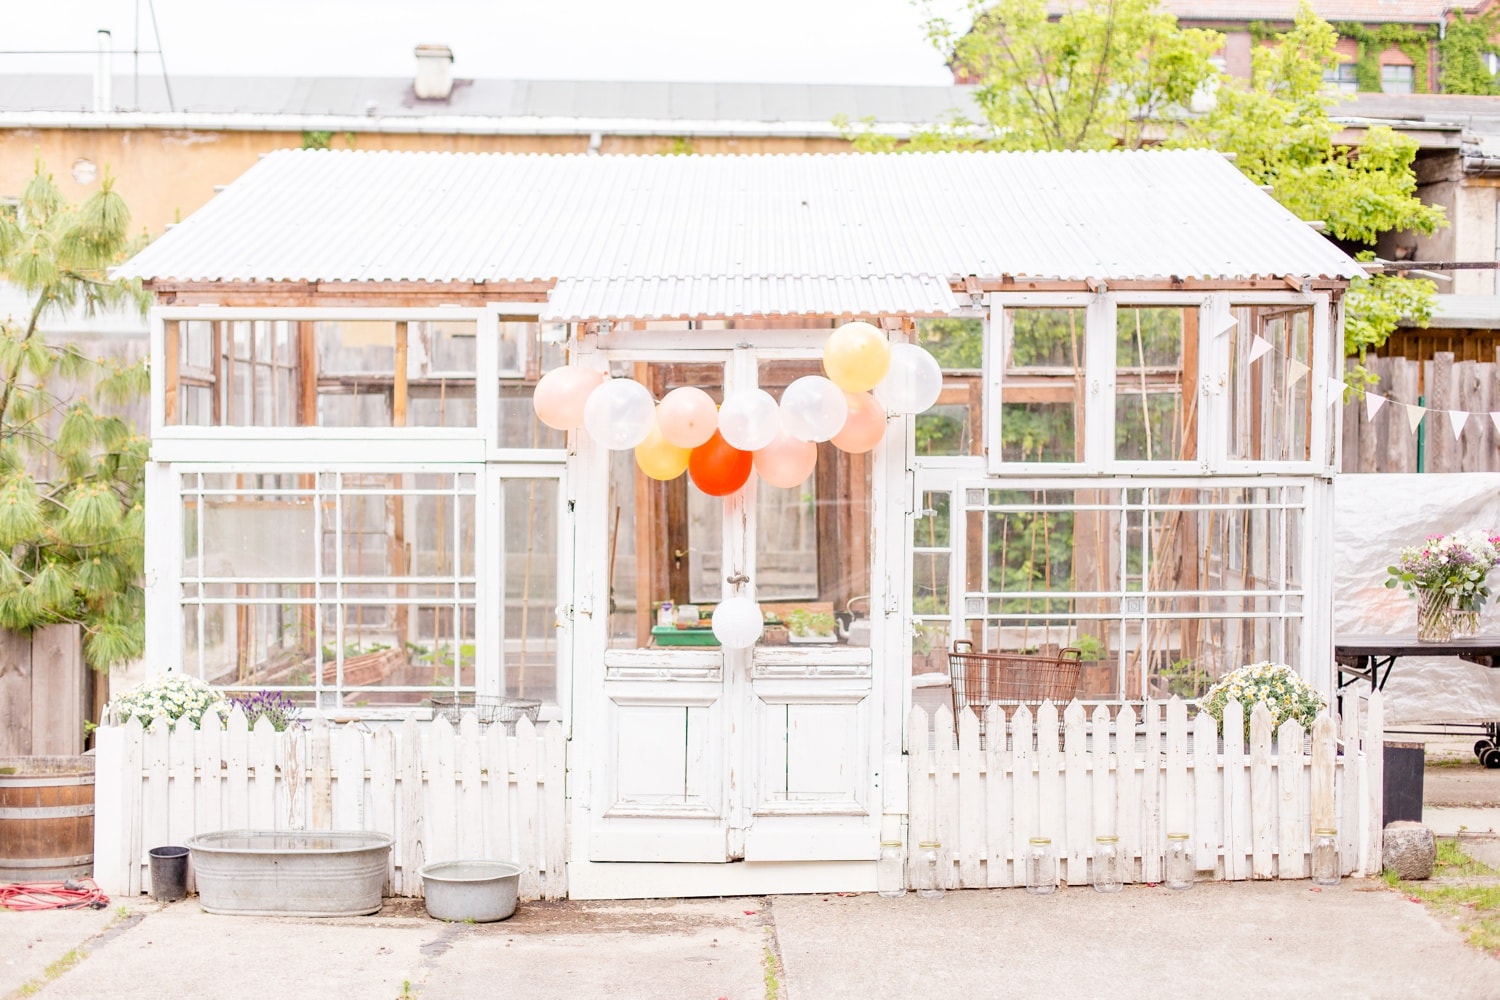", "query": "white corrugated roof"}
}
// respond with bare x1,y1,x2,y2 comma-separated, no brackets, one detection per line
115,149,1361,319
